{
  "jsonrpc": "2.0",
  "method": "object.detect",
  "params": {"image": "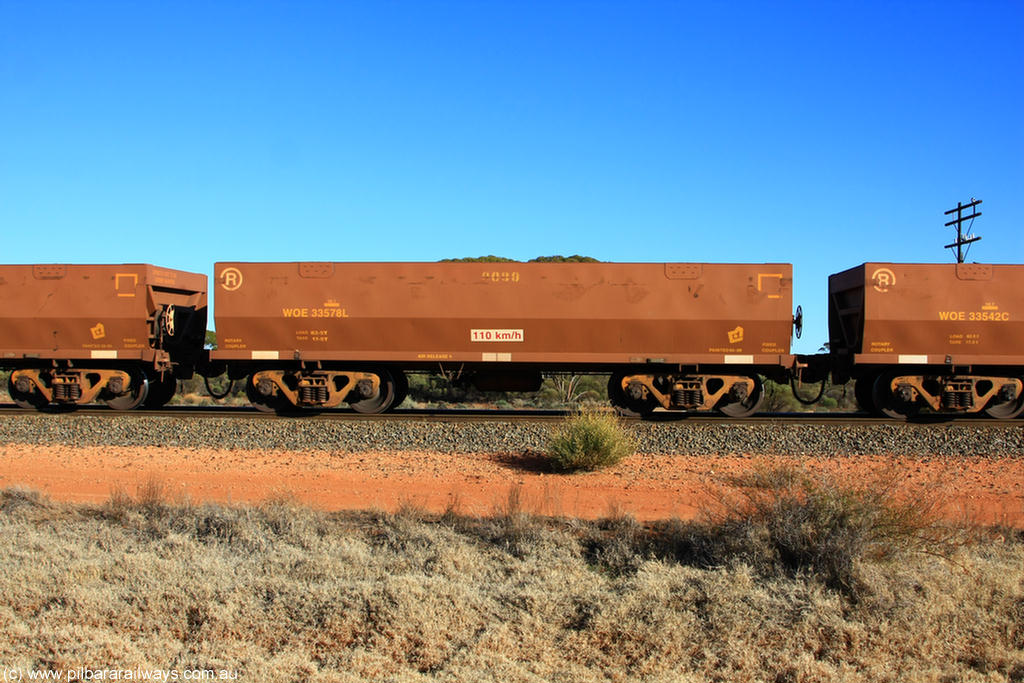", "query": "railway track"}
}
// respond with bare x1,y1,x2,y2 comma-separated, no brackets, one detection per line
0,402,1021,427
